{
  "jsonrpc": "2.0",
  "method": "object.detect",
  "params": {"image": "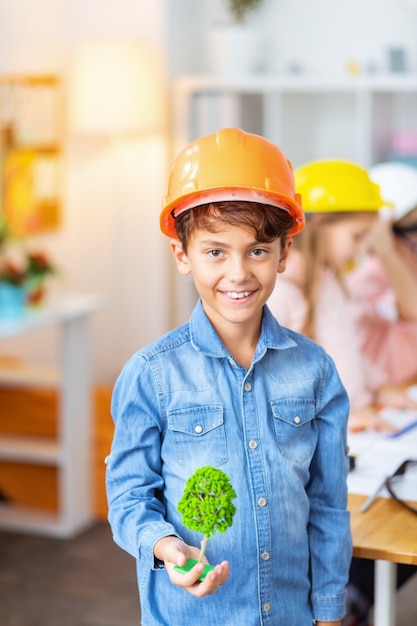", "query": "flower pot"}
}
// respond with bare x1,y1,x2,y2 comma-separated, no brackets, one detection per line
207,24,263,76
0,282,26,319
